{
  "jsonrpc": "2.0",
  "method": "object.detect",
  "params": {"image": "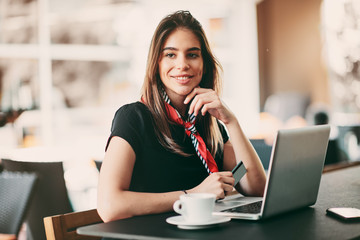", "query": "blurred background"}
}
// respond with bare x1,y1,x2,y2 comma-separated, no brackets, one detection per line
0,0,360,211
